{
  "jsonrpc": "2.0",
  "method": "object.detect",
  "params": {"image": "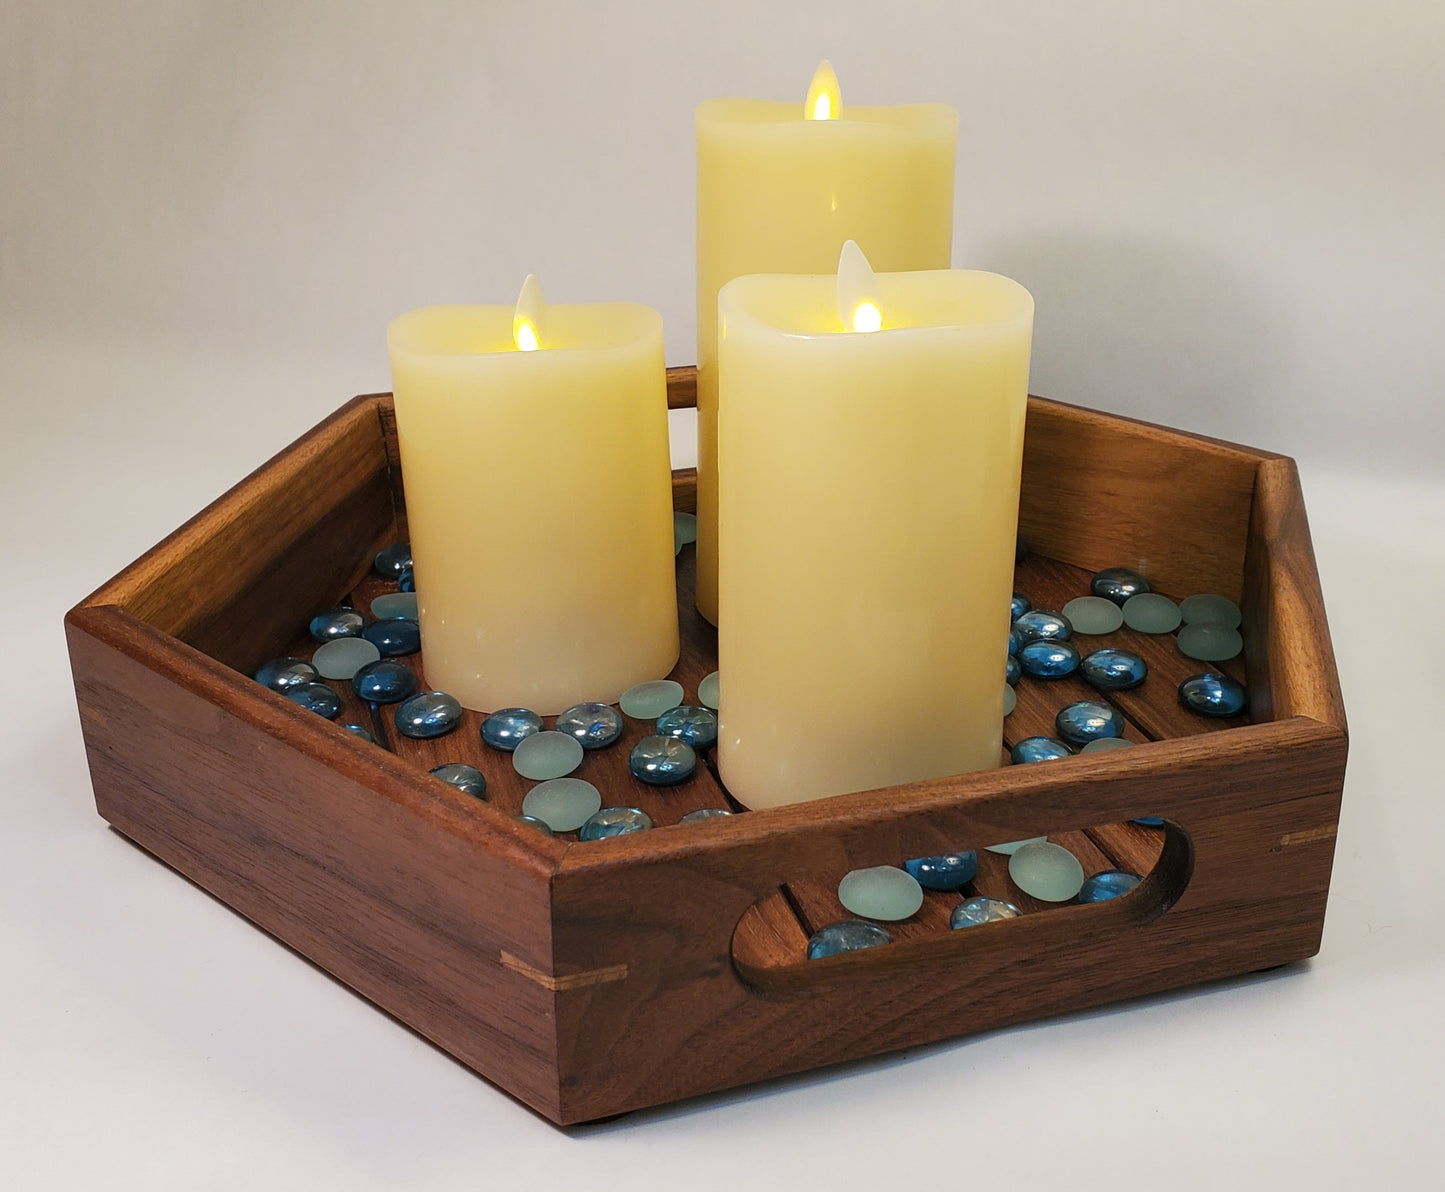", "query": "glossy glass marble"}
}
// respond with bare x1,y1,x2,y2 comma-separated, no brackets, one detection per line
1080,647,1148,691
480,707,544,752
837,866,924,921
254,657,317,691
1180,593,1242,629
619,679,684,719
1091,567,1150,605
1009,840,1085,902
374,542,412,579
512,731,584,780
1003,684,1017,716
341,723,375,743
1006,655,1021,686
579,806,654,841
655,705,719,751
521,777,602,832
429,762,488,799
1061,596,1124,635
308,607,368,643
903,851,979,891
1122,592,1181,634
362,617,420,657
312,637,381,680
1010,593,1032,621
674,511,698,546
284,682,341,719
554,702,624,750
393,690,463,739
1013,608,1072,643
1055,700,1125,746
985,837,1046,856
1018,639,1081,679
397,567,415,593
1078,870,1142,903
1010,736,1073,764
680,807,733,823
697,670,720,710
1008,626,1022,657
1081,736,1135,753
352,660,417,704
1179,671,1247,717
515,814,554,836
806,919,892,959
628,735,696,786
951,896,1021,928
1177,622,1244,662
1133,816,1165,827
370,592,418,621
